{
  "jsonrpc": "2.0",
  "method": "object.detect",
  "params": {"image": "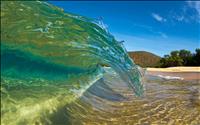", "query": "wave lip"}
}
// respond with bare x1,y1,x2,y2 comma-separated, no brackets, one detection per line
1,1,144,96
1,1,144,124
